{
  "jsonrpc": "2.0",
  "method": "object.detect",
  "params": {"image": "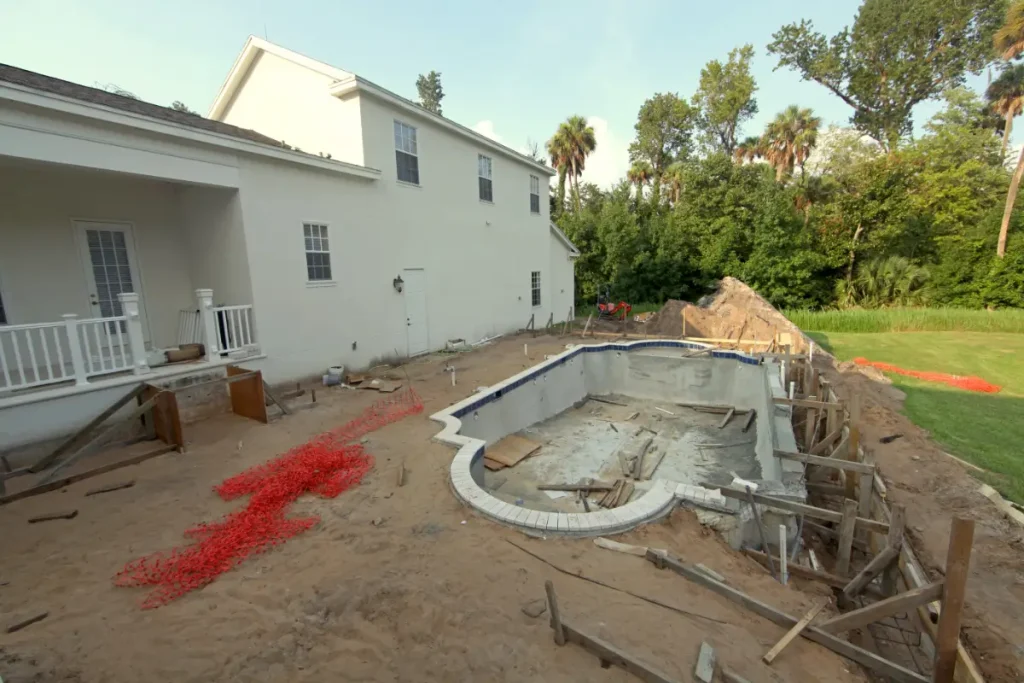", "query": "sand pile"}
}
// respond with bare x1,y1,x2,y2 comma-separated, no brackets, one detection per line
646,278,815,352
